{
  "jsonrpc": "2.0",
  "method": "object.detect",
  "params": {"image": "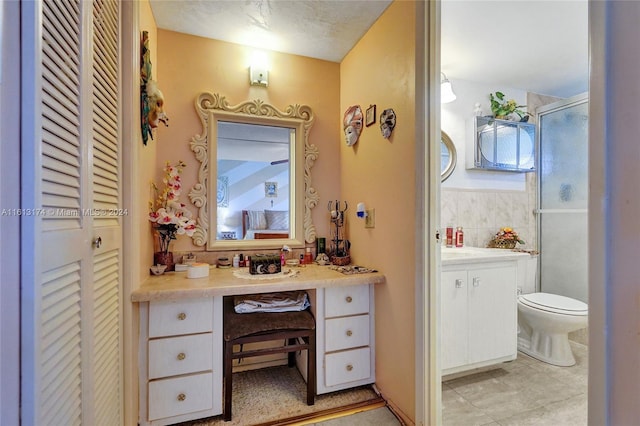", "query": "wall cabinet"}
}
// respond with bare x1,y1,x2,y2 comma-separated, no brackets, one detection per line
441,262,518,375
468,116,536,172
139,298,223,425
